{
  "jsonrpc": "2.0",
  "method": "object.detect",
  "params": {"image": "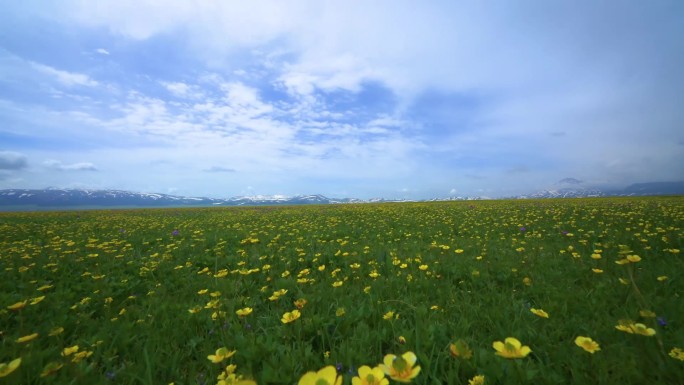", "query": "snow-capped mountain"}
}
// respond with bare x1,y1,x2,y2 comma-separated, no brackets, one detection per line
0,181,681,210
